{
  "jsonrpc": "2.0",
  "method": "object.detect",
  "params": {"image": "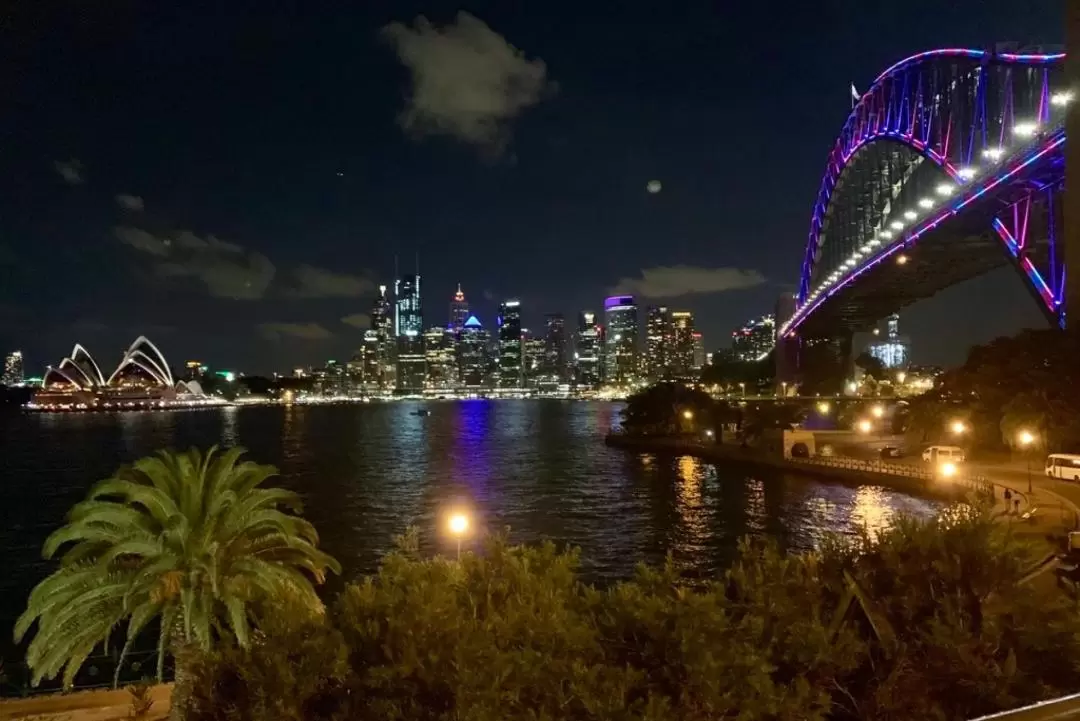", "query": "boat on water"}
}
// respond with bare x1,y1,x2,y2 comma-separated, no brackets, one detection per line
411,409,431,416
